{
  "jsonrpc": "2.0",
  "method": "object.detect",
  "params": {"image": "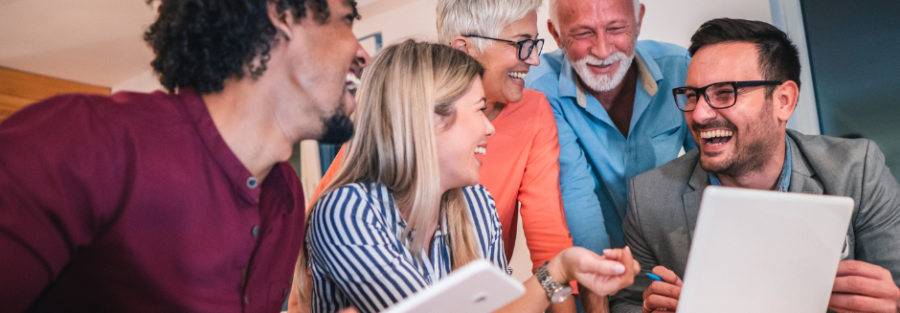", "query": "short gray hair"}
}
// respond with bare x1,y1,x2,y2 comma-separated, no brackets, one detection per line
549,0,641,33
437,0,543,52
